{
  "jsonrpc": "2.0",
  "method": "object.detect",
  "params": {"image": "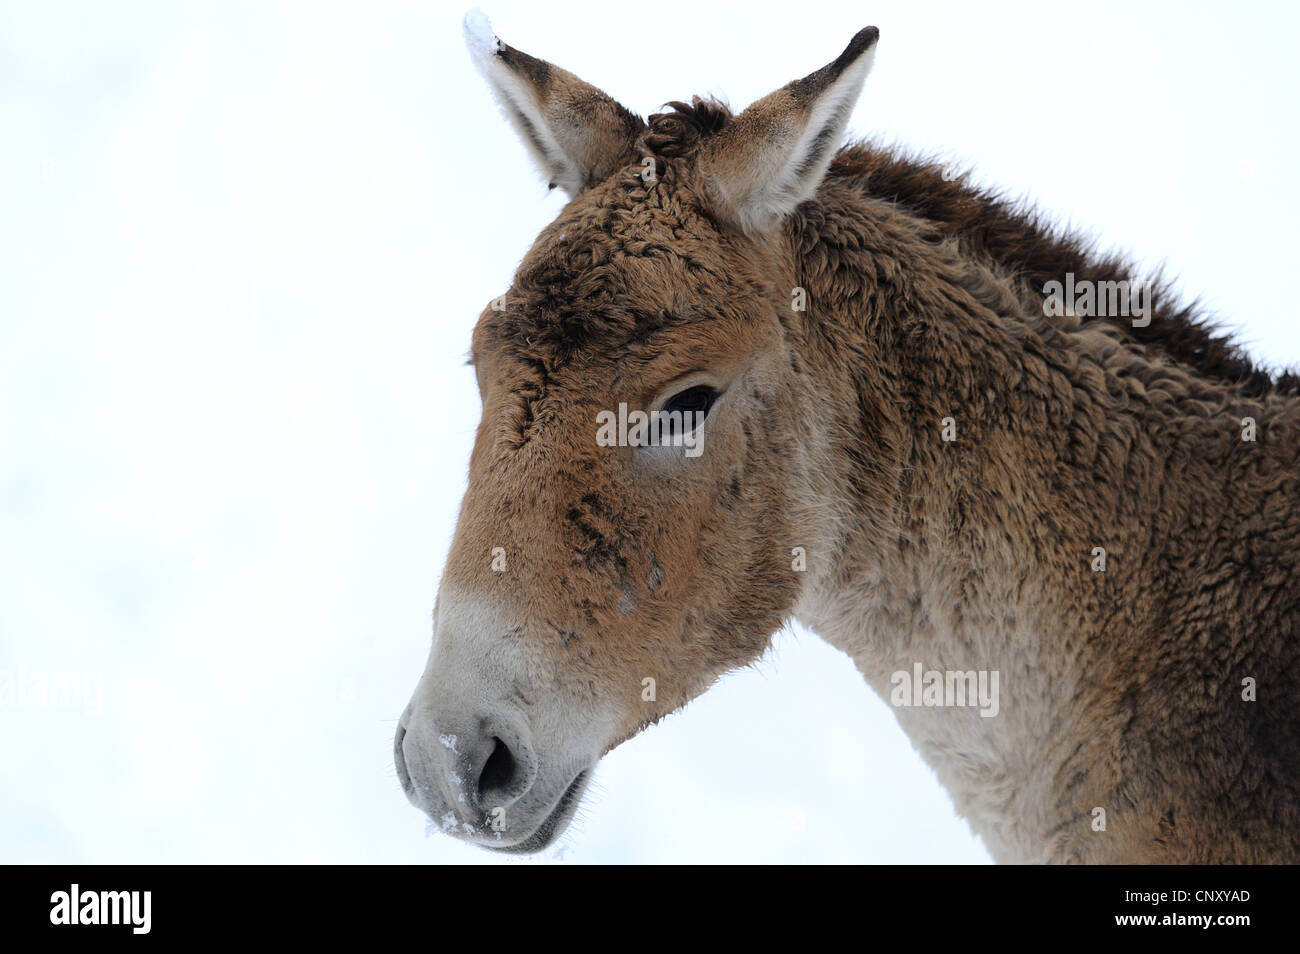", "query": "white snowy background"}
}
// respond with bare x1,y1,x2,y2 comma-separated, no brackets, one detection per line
2,0,1297,863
